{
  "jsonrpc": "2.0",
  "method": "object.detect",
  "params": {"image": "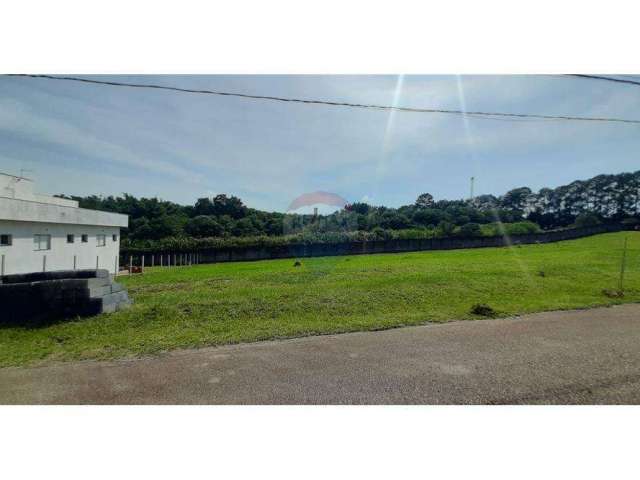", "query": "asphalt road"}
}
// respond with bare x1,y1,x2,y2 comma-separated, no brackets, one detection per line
1,304,639,404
